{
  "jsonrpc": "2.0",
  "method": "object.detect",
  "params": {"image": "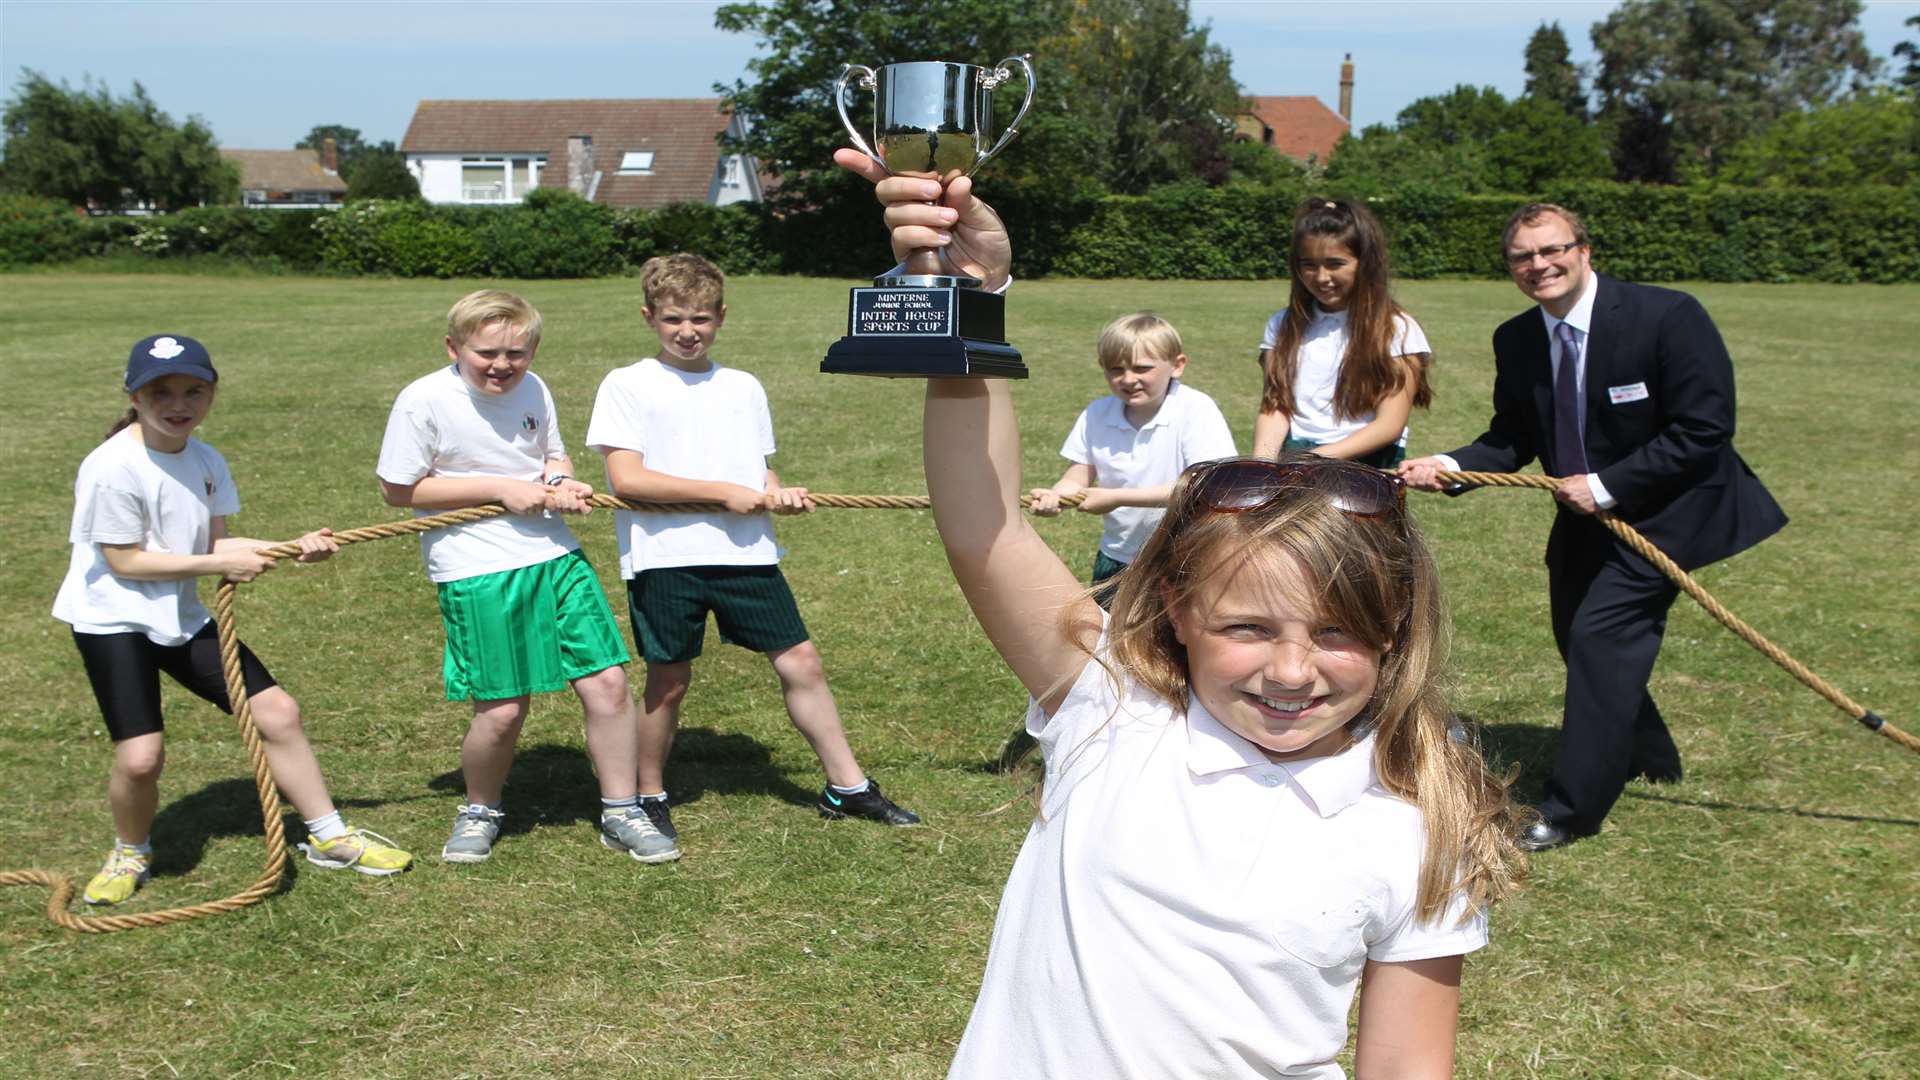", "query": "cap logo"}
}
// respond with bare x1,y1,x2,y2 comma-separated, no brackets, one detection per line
149,337,186,361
